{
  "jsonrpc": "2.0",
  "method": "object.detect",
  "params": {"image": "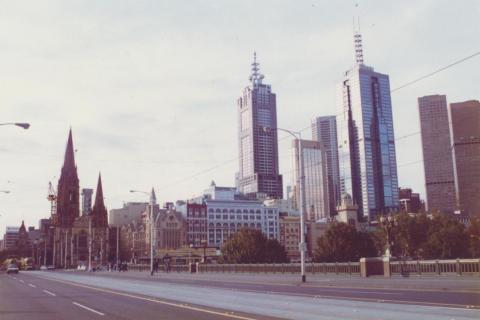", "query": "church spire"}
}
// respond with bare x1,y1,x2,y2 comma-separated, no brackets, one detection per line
63,128,76,171
92,172,107,227
94,173,104,208
57,128,80,228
